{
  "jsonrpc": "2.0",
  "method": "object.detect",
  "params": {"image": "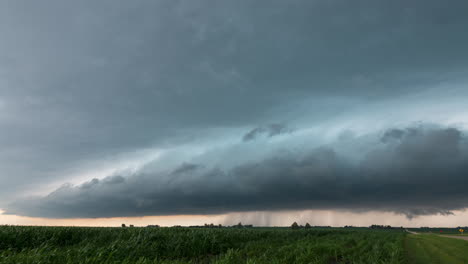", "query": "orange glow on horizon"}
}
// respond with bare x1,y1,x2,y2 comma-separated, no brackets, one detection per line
0,209,227,227
1,209,468,228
